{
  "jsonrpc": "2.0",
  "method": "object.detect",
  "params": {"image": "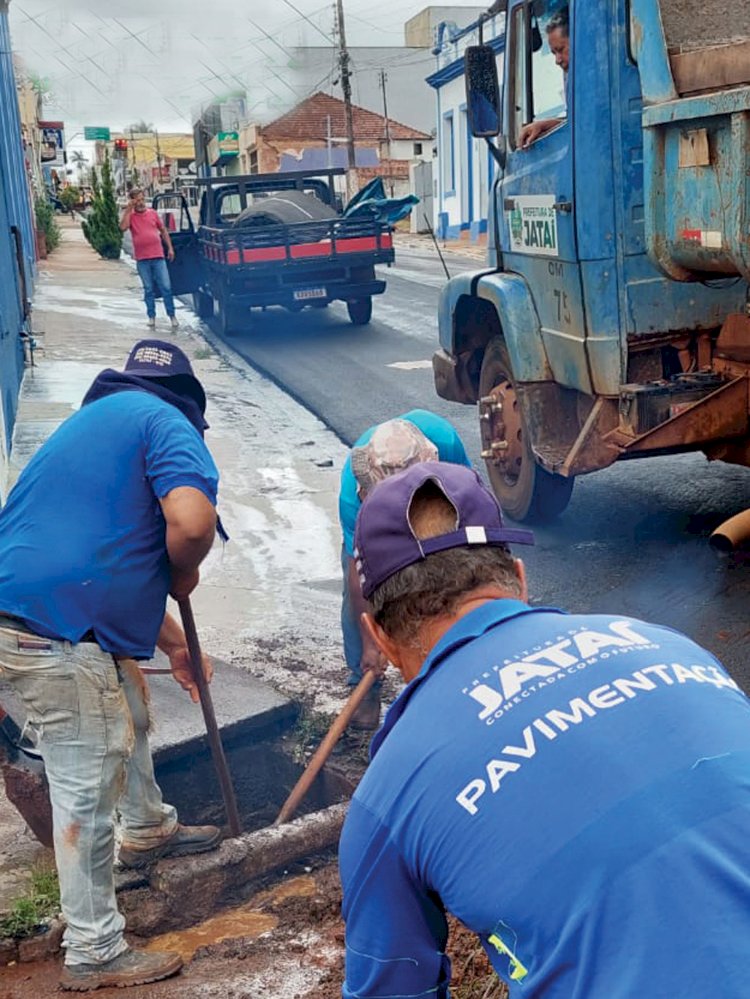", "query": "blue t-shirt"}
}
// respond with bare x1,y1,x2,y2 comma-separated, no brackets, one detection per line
338,410,470,556
340,600,750,998
0,391,219,658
